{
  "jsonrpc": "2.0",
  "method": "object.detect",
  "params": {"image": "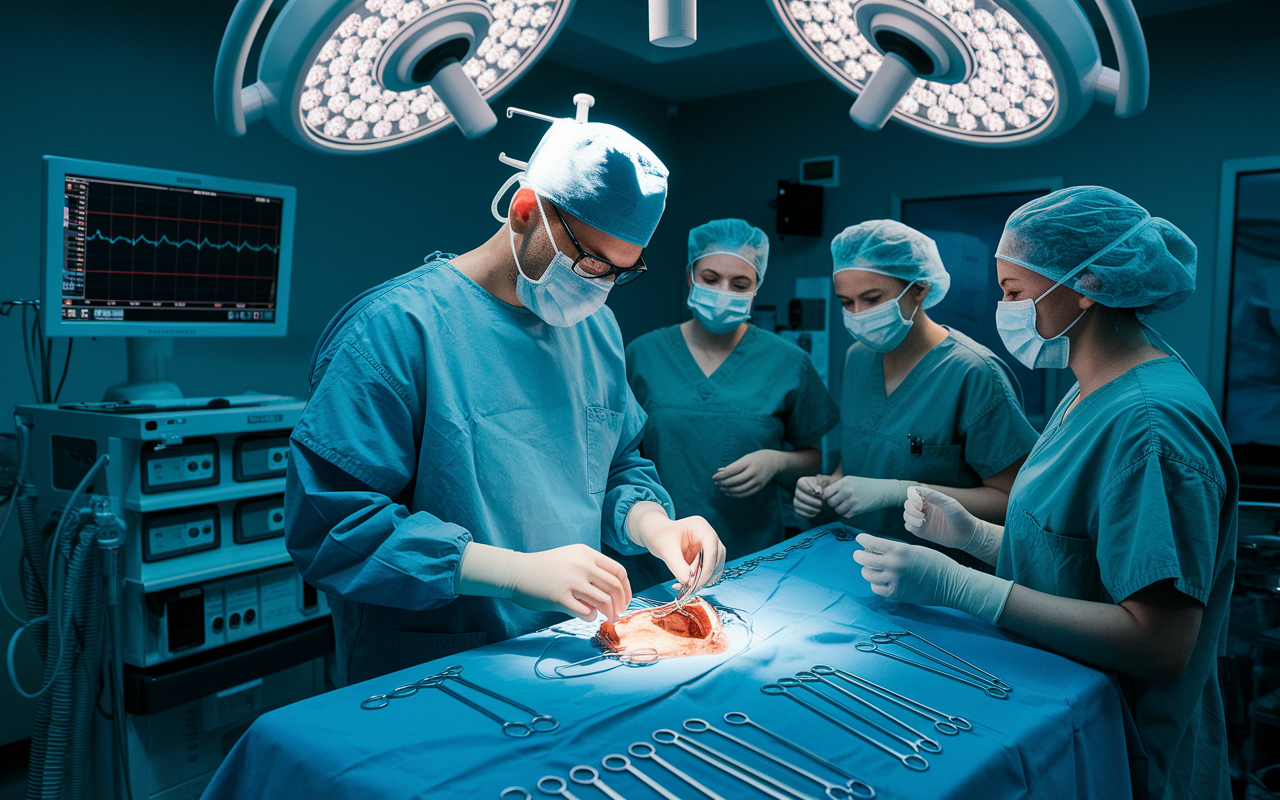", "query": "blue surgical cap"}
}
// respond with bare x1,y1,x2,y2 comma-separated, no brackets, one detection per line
997,186,1197,315
687,219,770,285
831,220,950,309
523,119,669,248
